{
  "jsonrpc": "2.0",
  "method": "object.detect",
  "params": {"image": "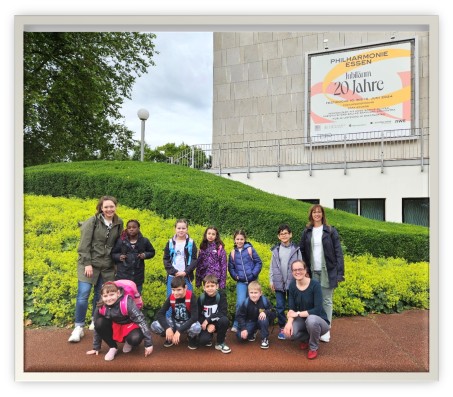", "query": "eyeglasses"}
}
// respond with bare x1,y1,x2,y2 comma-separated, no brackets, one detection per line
292,268,305,273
